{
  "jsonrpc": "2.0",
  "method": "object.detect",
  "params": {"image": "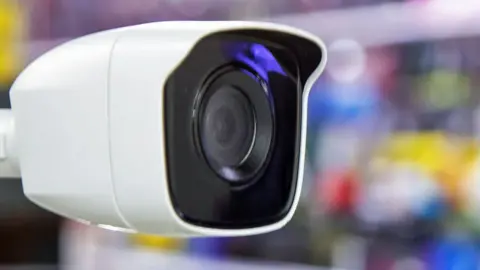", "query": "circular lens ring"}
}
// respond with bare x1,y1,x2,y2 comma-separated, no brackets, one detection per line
193,63,275,185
